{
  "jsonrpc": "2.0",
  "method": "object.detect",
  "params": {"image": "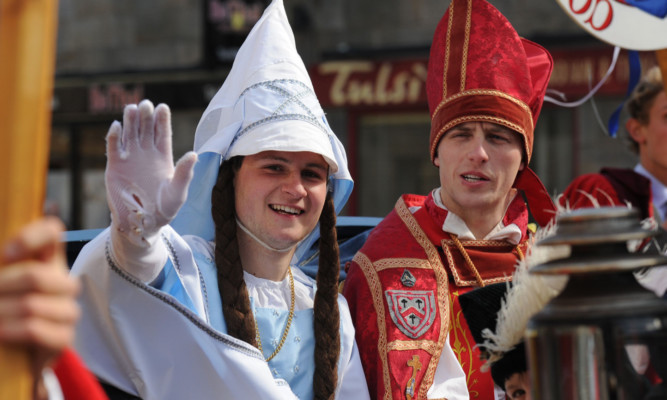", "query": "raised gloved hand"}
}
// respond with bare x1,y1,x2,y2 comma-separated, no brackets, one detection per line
105,100,197,282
